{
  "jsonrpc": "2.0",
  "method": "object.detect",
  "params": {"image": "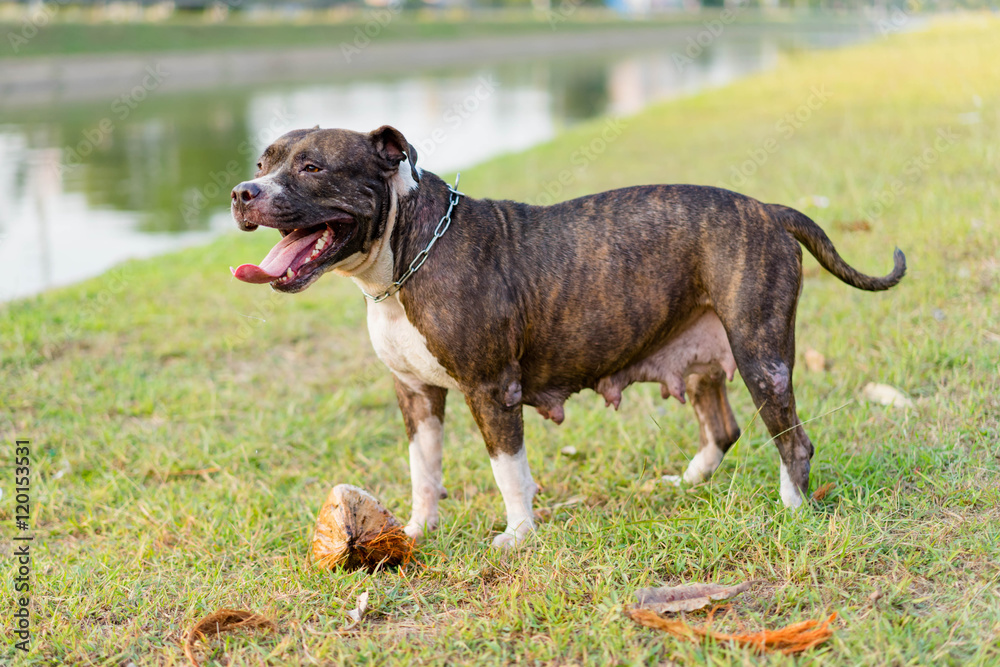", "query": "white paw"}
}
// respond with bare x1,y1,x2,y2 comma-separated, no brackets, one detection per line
780,489,804,509
490,521,535,550
779,462,804,509
683,461,708,485
404,518,437,542
683,445,724,485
